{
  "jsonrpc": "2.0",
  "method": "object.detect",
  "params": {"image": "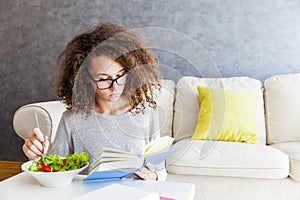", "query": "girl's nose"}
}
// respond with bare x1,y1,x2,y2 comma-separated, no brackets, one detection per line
109,81,117,91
